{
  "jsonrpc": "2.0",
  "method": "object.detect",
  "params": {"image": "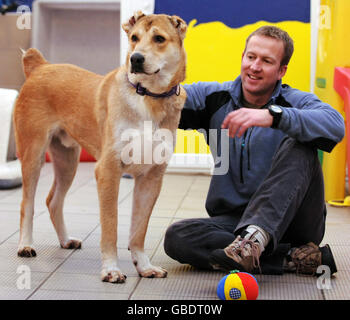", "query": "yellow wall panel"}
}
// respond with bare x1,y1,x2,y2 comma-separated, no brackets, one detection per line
175,20,311,154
